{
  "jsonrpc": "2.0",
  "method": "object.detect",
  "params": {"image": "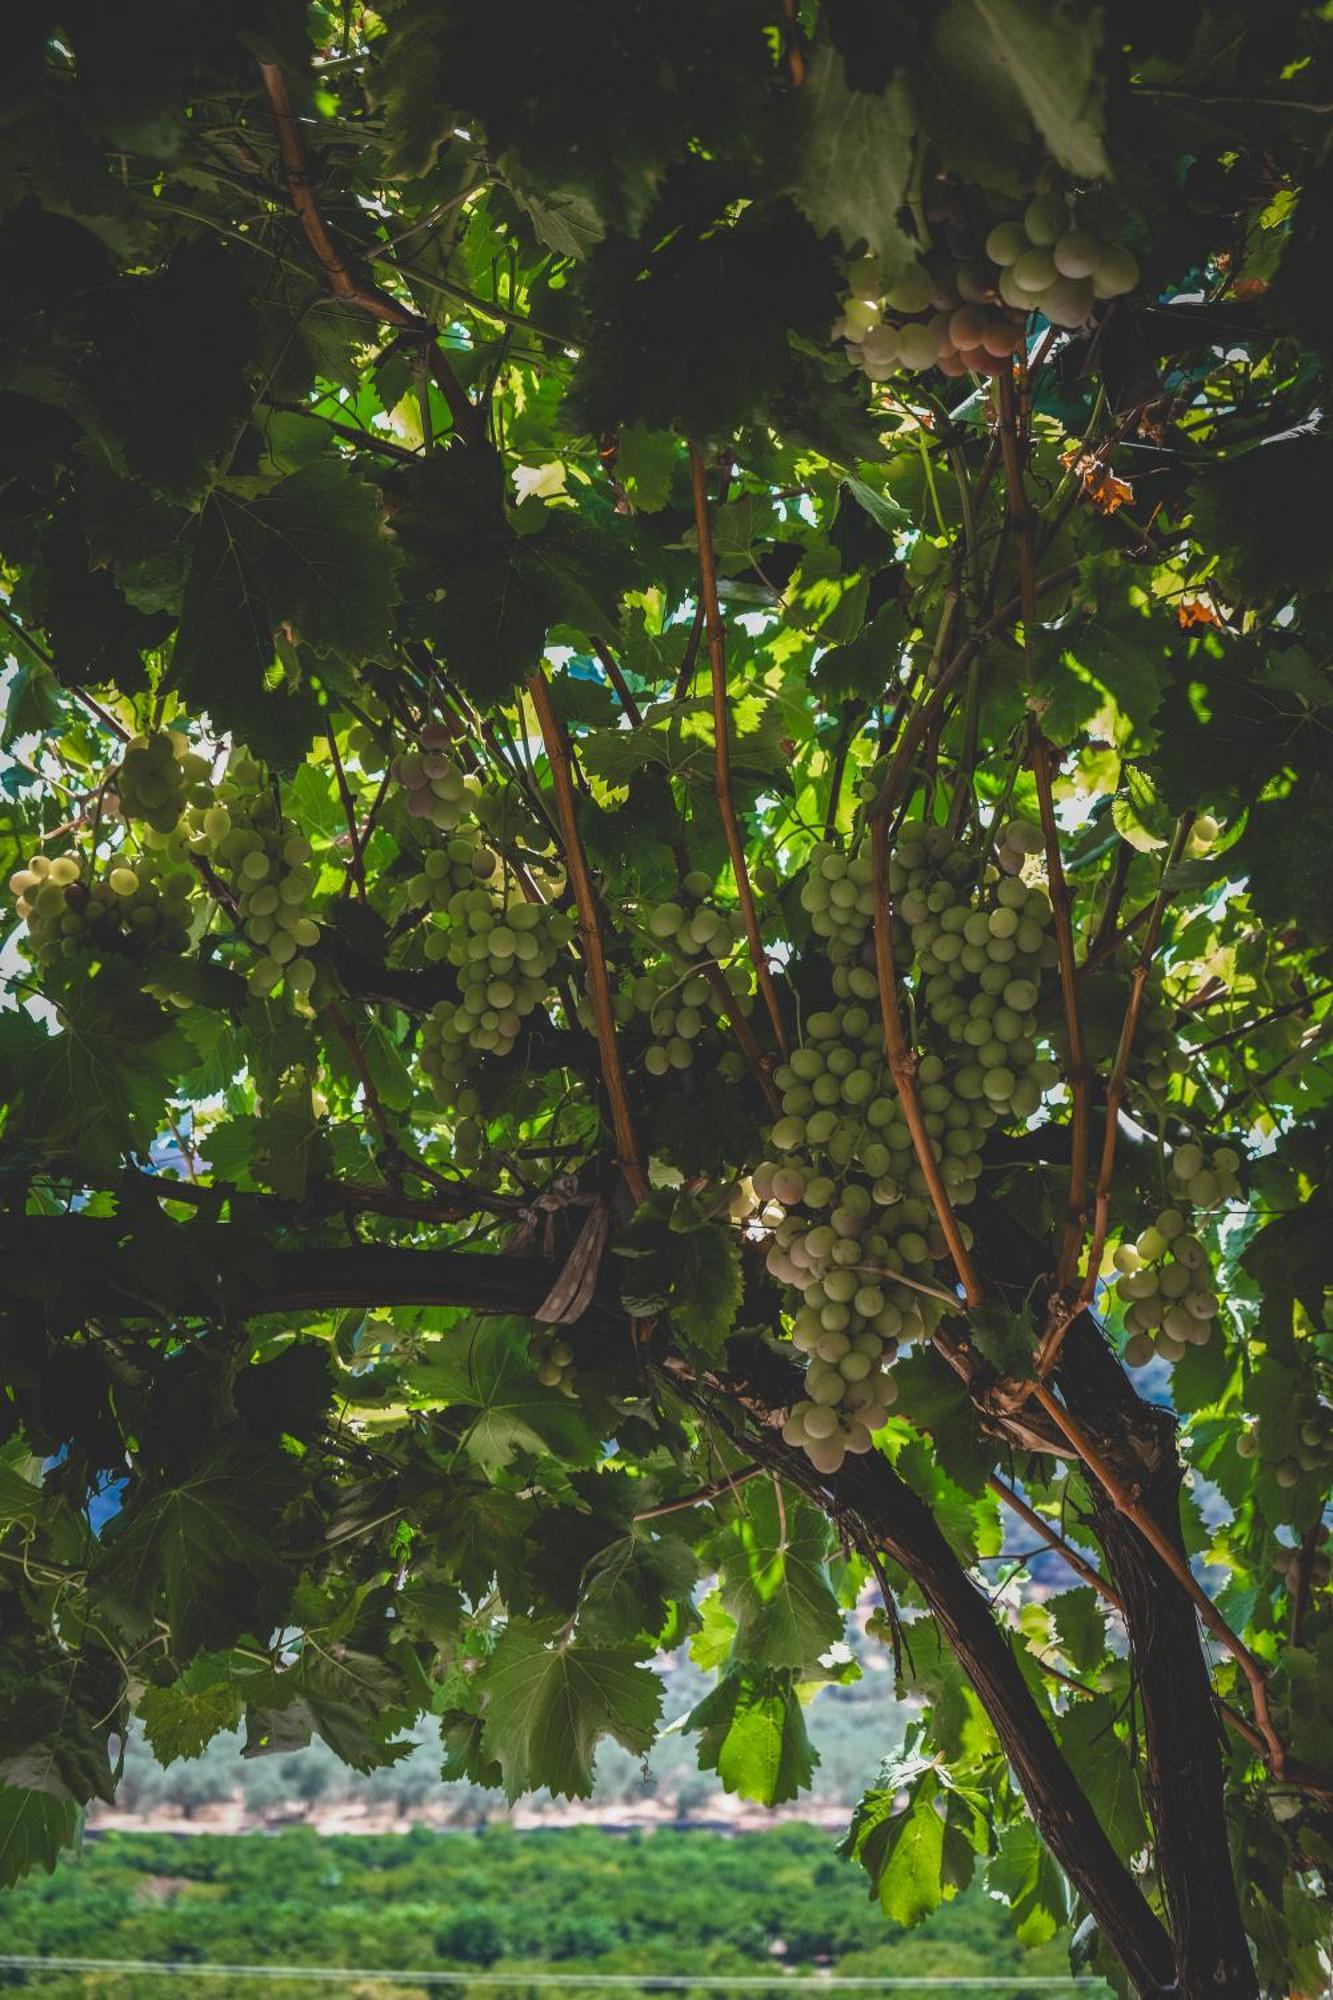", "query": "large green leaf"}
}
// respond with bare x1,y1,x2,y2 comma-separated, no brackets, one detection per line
408,1319,599,1471
716,1483,843,1672
478,1621,662,1800
685,1667,817,1806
